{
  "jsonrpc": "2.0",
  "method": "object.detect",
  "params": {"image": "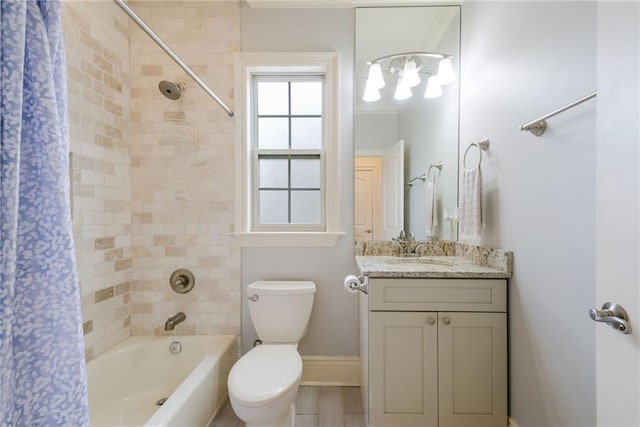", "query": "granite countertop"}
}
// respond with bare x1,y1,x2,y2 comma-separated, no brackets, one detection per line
354,240,513,279
356,255,511,279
